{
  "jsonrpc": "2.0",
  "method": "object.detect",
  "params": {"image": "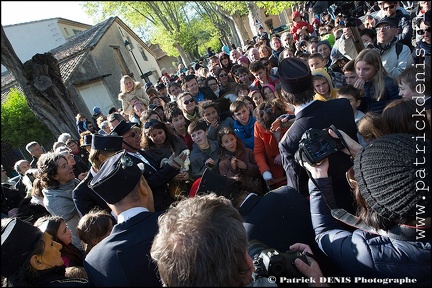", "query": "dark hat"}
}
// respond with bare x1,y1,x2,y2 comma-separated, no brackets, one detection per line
81,134,93,147
107,112,125,123
425,10,431,25
278,57,312,94
192,63,202,71
89,150,145,204
196,168,241,200
354,134,431,220
91,134,123,151
110,120,136,137
93,106,101,114
1,218,44,277
148,104,163,111
330,54,349,68
145,82,154,91
156,83,166,91
376,16,399,28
